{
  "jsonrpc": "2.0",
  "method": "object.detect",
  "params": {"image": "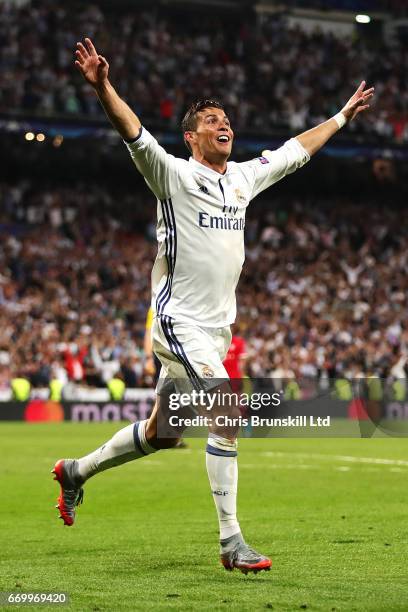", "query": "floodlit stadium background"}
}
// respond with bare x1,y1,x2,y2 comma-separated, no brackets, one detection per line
2,5,408,611
0,0,408,408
